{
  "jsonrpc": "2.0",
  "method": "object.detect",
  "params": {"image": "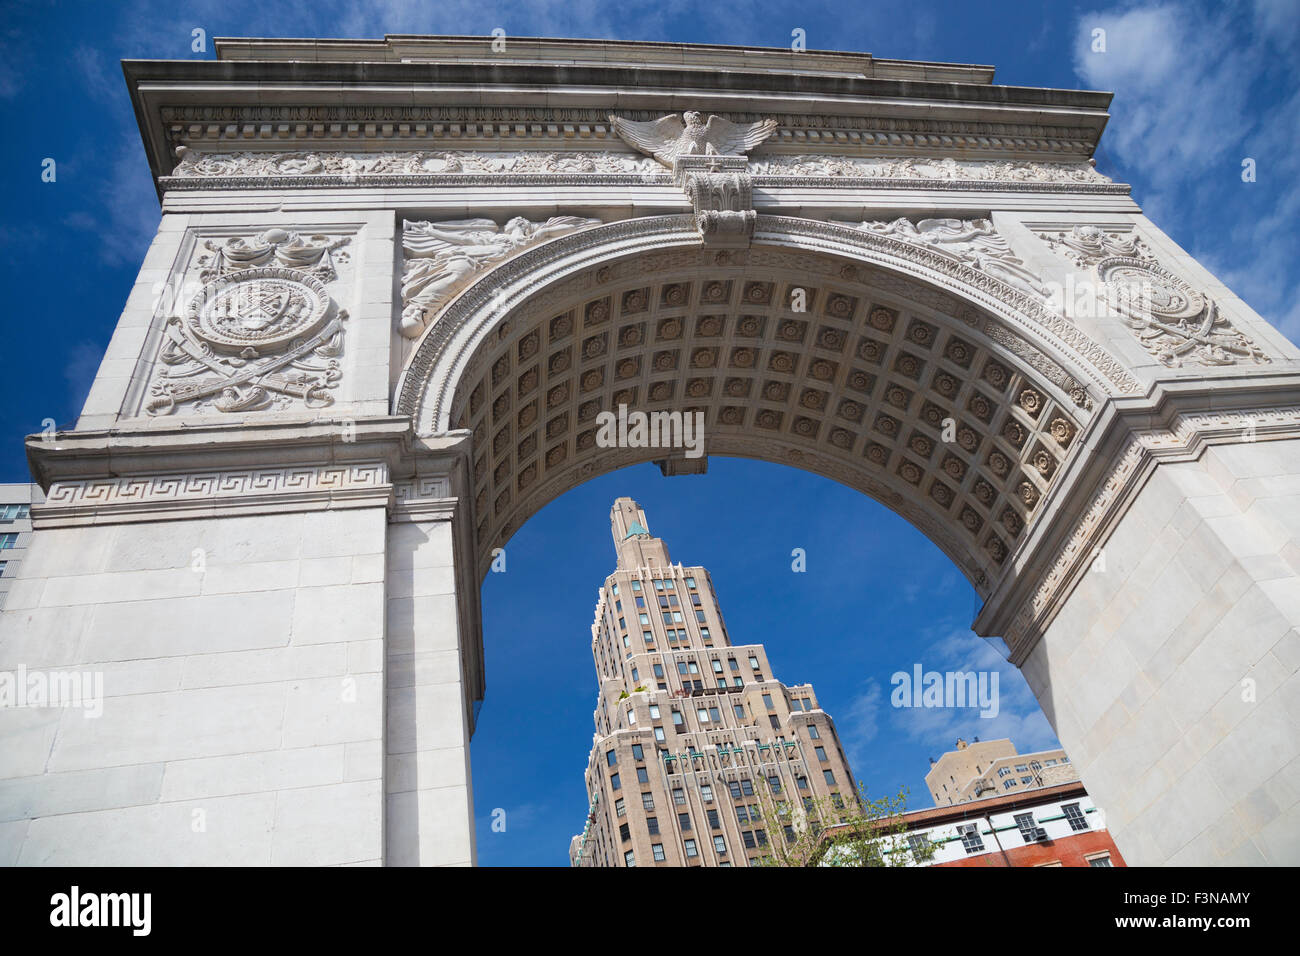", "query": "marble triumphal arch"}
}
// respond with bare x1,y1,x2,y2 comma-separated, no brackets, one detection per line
3,36,1298,866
